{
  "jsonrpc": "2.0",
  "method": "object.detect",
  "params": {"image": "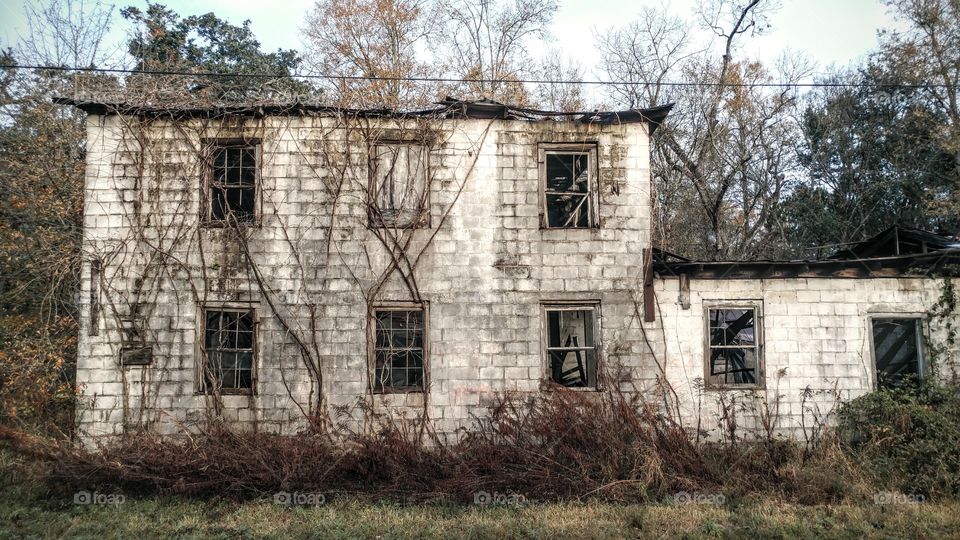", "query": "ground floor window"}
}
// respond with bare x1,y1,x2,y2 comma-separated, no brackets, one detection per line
871,317,924,389
372,306,426,392
543,303,599,388
706,305,762,388
201,308,256,393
